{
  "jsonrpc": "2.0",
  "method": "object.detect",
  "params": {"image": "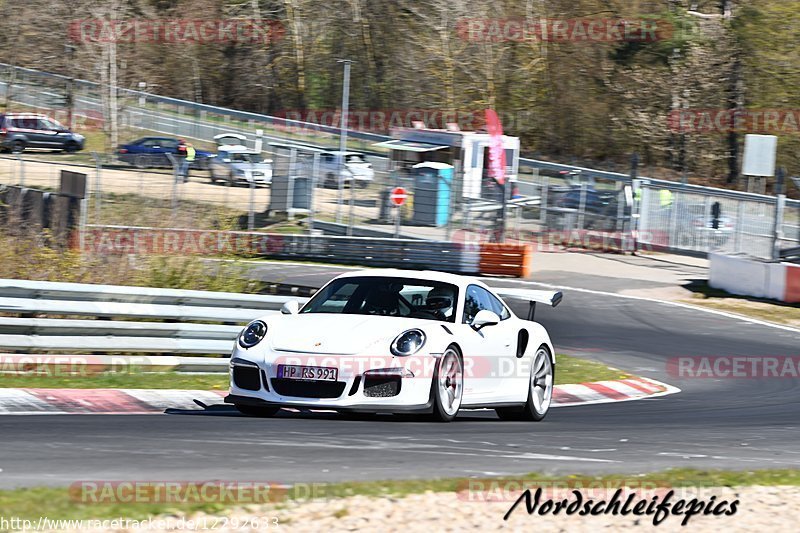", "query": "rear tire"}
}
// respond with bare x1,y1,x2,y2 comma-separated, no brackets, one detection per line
10,140,25,154
134,155,148,169
235,404,280,417
429,346,463,422
496,345,554,421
